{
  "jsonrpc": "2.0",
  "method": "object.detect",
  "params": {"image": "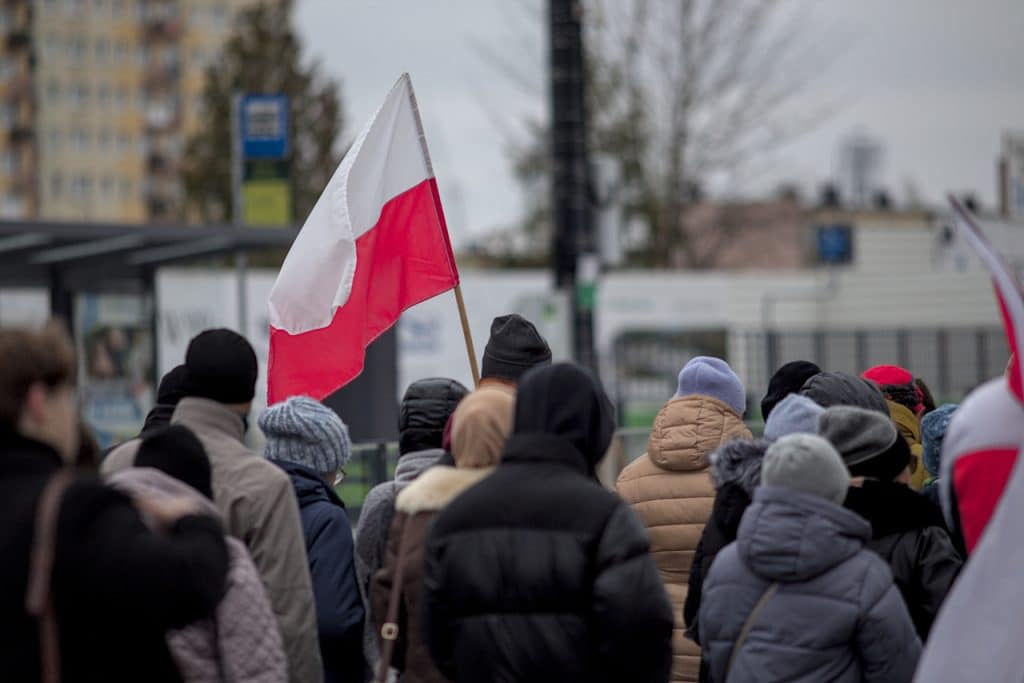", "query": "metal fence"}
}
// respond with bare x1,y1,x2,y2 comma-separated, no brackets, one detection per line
342,427,660,524
610,326,1008,427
